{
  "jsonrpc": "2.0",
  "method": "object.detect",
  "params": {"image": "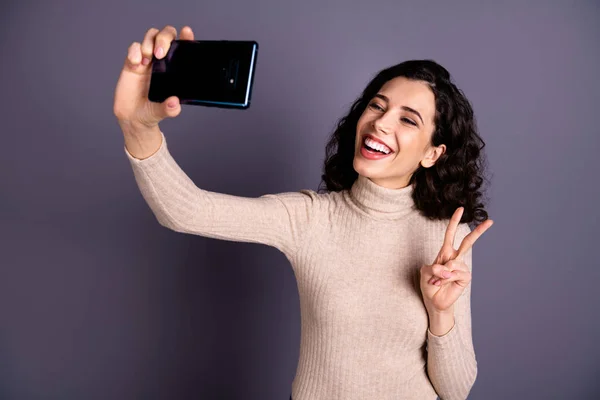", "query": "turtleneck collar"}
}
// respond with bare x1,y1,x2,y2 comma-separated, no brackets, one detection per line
348,175,416,219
